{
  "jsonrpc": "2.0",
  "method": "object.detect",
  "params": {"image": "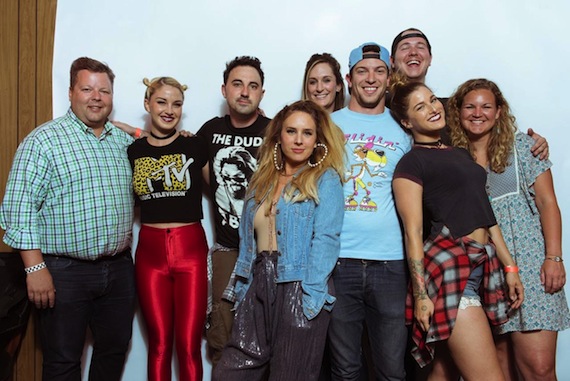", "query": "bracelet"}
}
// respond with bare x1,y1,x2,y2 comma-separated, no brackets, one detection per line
134,128,142,138
546,256,564,263
24,261,47,274
504,265,519,273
